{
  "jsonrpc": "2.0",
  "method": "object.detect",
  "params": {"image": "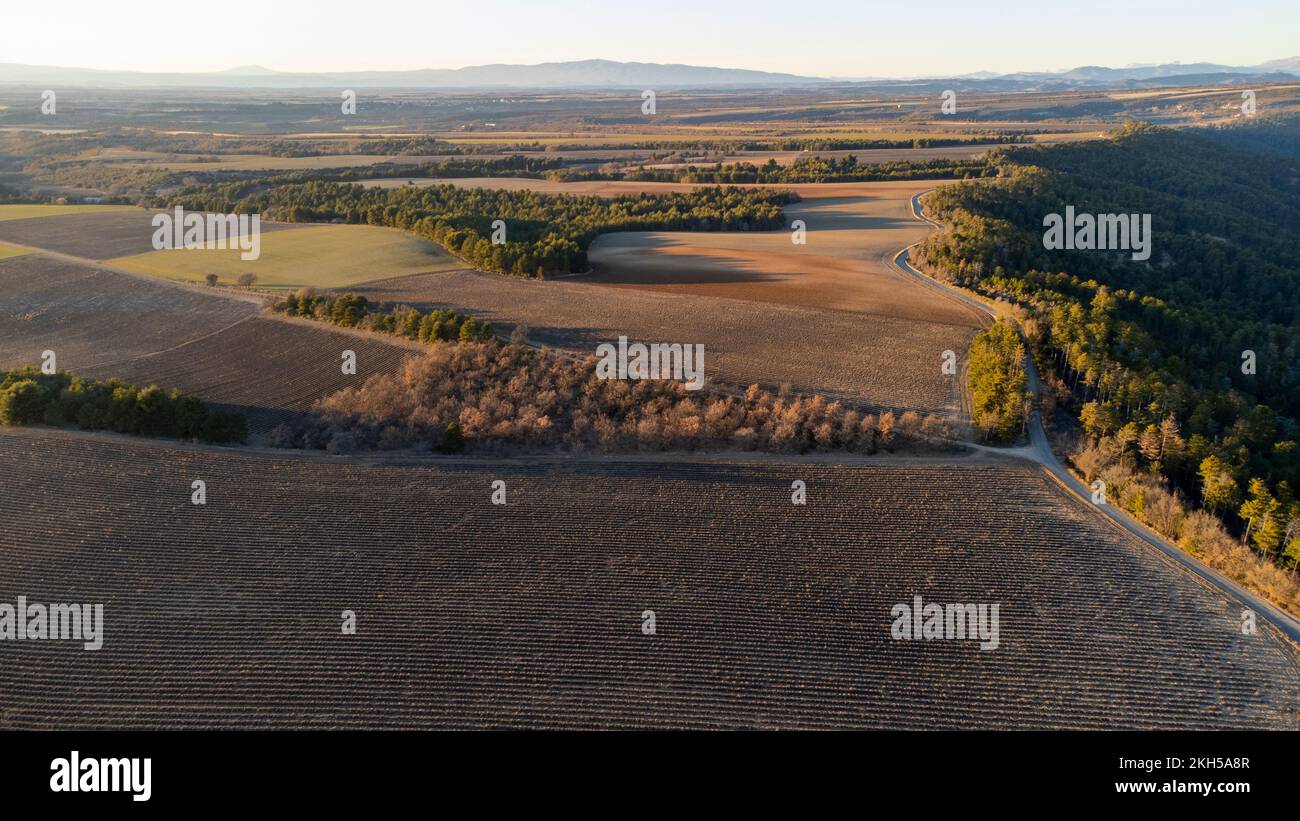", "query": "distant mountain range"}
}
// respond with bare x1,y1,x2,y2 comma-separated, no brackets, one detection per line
0,59,815,89
0,57,1297,90
955,56,1300,85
